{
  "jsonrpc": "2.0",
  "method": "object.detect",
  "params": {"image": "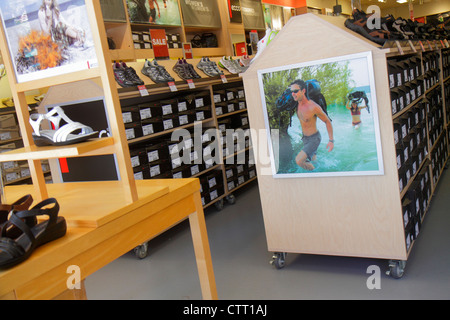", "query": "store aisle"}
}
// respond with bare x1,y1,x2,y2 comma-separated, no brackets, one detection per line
85,168,450,300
